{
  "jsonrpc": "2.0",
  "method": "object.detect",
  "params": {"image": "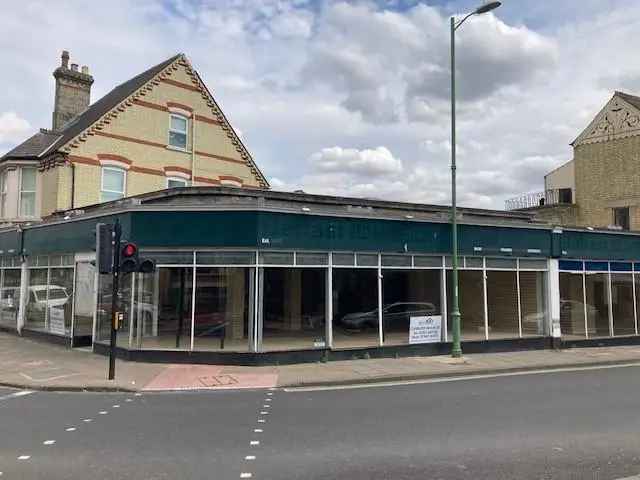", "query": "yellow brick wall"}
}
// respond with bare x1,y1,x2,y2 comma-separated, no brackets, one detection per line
574,136,640,229
40,61,263,216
